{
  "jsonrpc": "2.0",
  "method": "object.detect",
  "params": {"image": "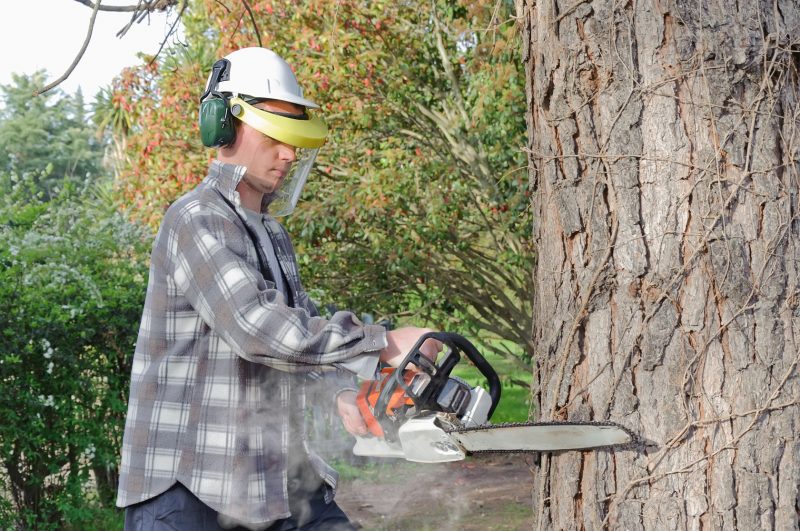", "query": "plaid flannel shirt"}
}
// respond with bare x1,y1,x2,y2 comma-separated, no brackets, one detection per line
116,160,387,526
